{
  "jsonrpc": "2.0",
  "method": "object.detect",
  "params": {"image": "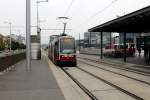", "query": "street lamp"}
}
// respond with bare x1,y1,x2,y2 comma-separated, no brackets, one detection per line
4,21,12,51
37,0,49,36
36,0,49,60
